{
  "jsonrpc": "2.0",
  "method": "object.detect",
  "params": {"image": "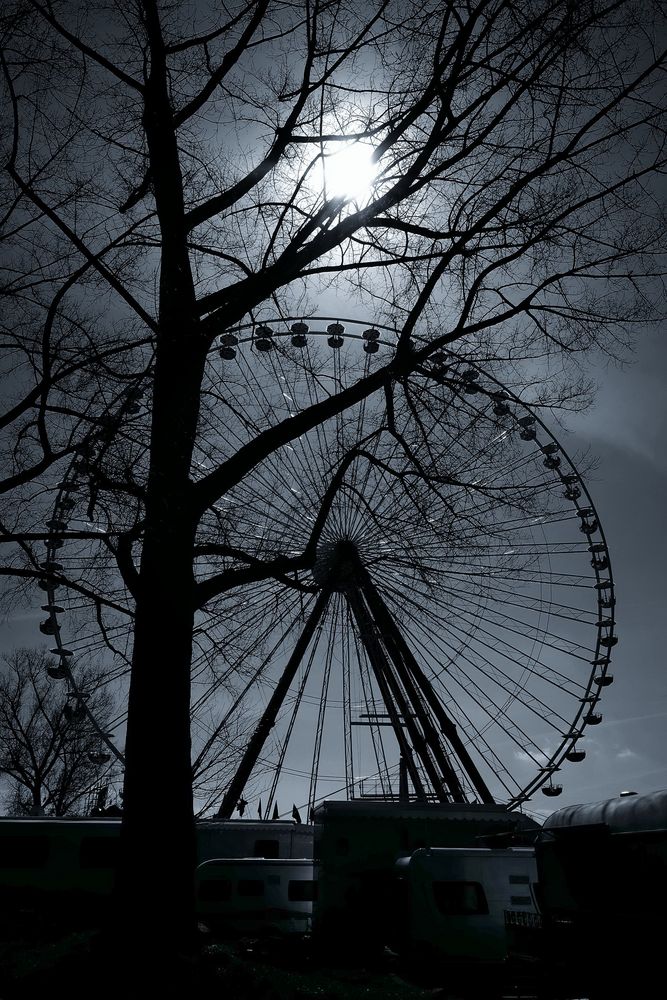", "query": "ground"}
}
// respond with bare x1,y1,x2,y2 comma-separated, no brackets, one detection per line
0,912,440,999
0,911,591,999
